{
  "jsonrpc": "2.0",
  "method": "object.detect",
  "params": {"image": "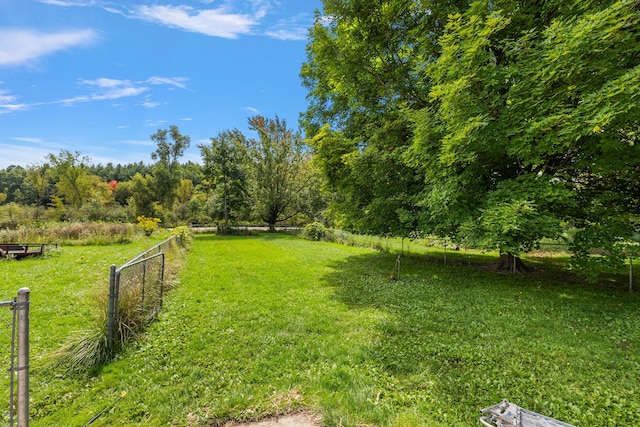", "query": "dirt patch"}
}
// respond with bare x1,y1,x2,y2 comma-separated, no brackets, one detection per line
224,412,322,427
